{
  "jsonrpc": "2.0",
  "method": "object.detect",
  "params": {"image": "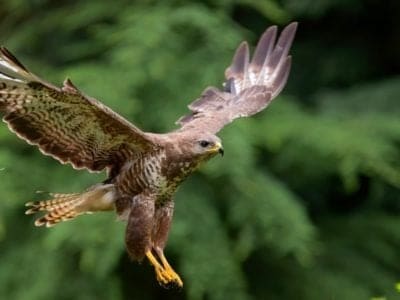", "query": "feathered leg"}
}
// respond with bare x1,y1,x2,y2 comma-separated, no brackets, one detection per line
124,194,181,288
152,201,183,288
125,193,155,260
